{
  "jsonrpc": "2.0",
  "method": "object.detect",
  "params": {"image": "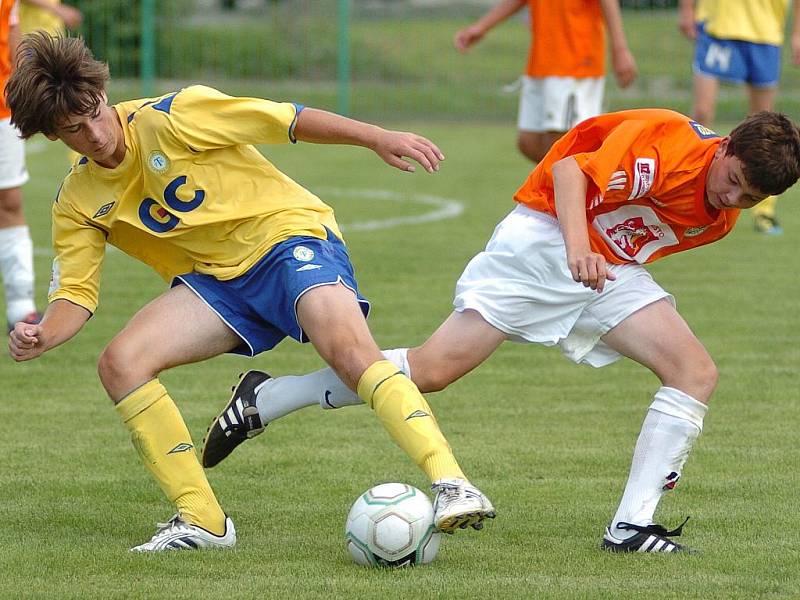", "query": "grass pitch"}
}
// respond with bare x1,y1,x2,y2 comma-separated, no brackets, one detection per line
1,125,799,599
